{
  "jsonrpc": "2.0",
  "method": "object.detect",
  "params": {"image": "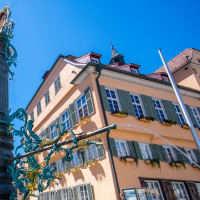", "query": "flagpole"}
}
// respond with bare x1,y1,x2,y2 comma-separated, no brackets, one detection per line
158,49,200,152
